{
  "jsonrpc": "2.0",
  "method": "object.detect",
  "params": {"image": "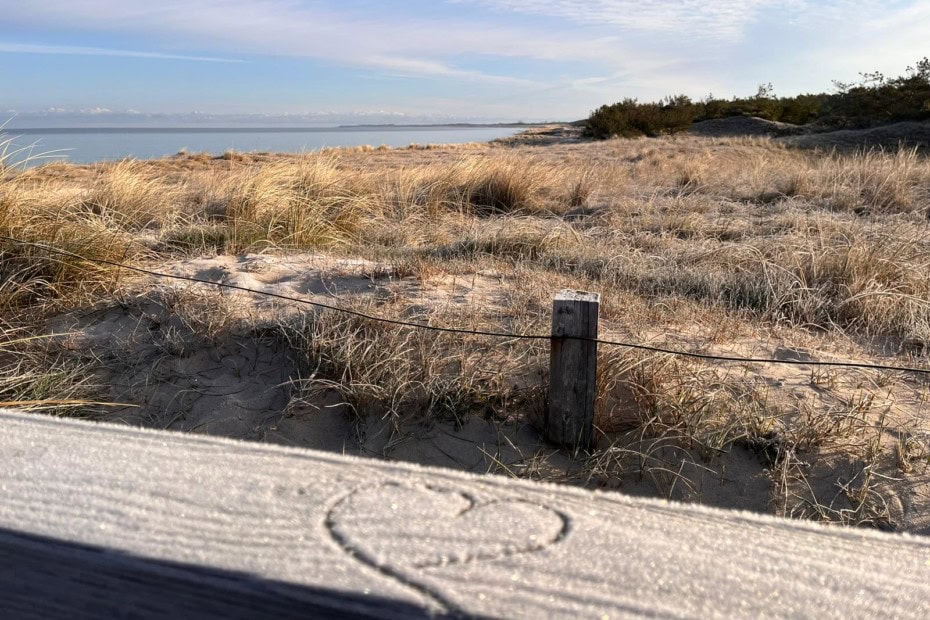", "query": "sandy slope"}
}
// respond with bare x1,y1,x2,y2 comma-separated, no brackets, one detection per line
38,250,930,534
687,116,930,150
